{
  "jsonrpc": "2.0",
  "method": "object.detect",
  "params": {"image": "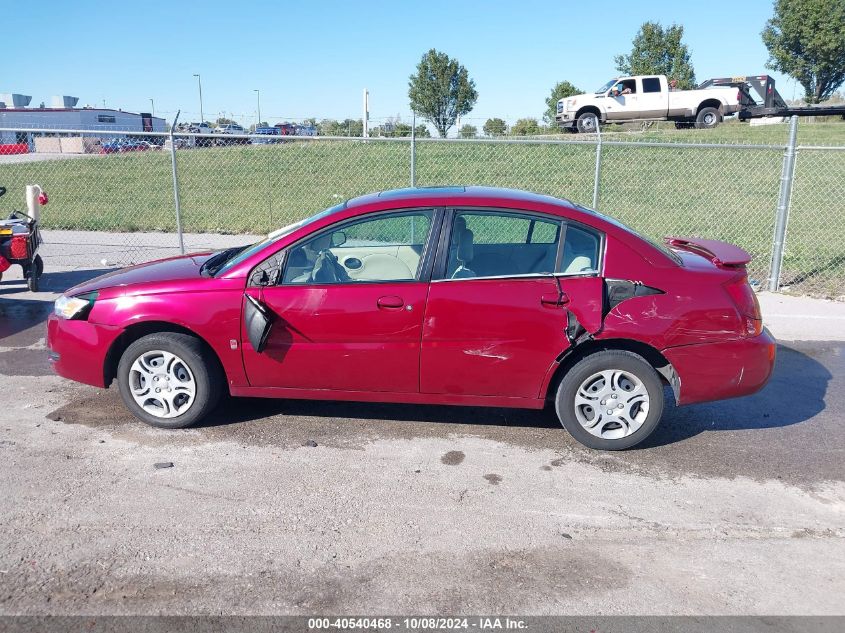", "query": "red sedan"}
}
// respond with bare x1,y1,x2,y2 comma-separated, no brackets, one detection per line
47,187,775,450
